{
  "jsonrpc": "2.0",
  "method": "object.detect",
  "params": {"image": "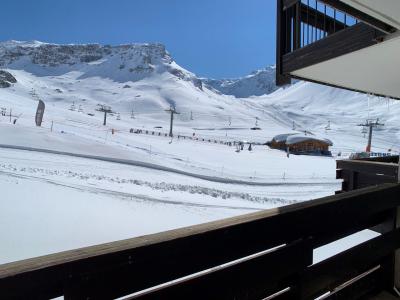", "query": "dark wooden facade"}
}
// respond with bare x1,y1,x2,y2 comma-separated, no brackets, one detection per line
268,139,286,150
269,138,331,155
289,139,330,153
